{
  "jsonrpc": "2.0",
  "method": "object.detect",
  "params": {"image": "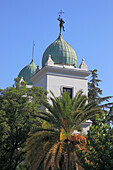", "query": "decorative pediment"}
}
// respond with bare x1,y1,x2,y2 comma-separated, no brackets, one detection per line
79,59,87,70
45,54,54,66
